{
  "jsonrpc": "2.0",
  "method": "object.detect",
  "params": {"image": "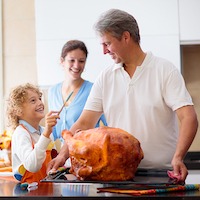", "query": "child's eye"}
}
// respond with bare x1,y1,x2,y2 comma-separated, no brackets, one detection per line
30,99,36,103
